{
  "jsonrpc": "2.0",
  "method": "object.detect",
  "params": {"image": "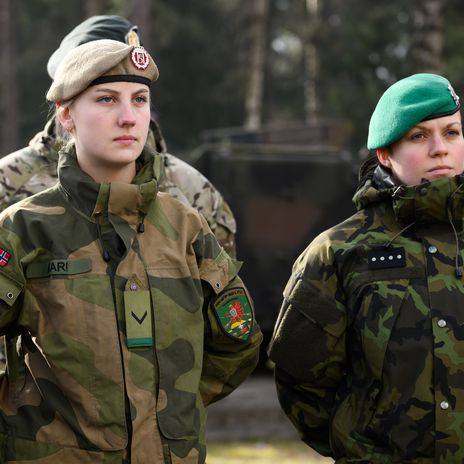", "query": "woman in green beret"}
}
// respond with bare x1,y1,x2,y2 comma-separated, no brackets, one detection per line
0,39,262,463
269,73,464,463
